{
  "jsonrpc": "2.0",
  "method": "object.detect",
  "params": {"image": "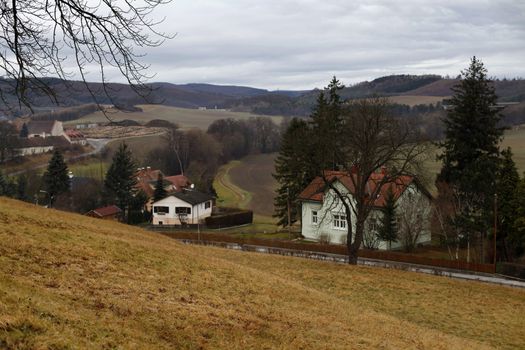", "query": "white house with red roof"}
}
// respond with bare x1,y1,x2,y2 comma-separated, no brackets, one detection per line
298,170,432,250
